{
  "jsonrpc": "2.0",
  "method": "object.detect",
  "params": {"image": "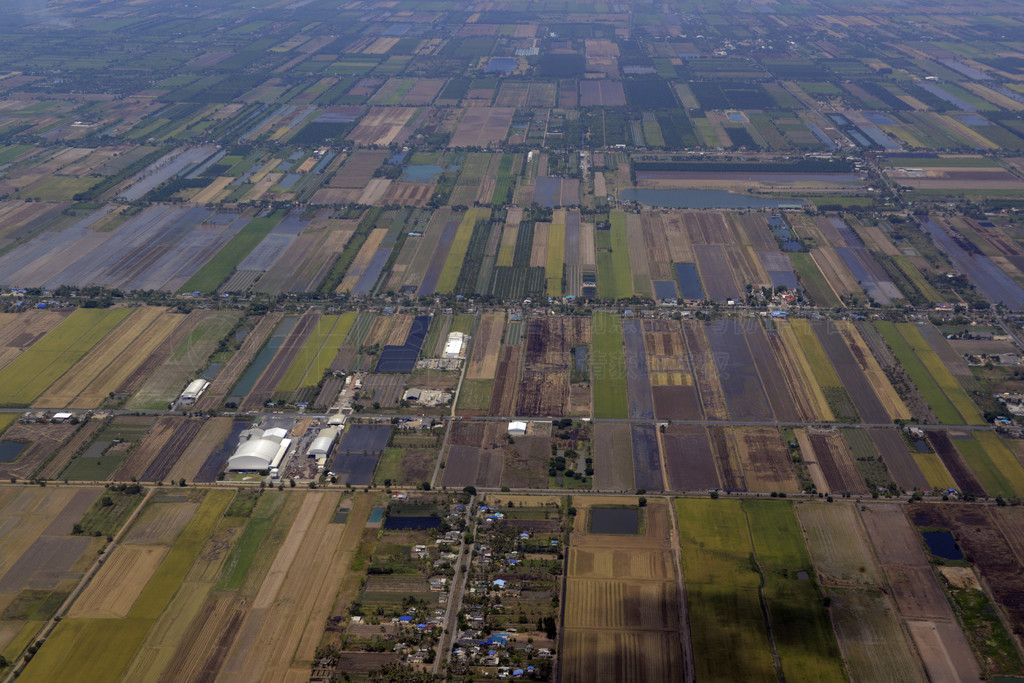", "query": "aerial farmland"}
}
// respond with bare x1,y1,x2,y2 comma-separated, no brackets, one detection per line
6,0,1024,679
